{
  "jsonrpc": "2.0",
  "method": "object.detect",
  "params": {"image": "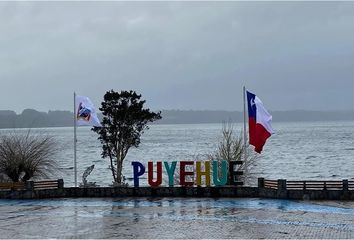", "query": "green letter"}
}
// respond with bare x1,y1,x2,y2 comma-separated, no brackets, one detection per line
212,160,228,186
164,161,177,187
